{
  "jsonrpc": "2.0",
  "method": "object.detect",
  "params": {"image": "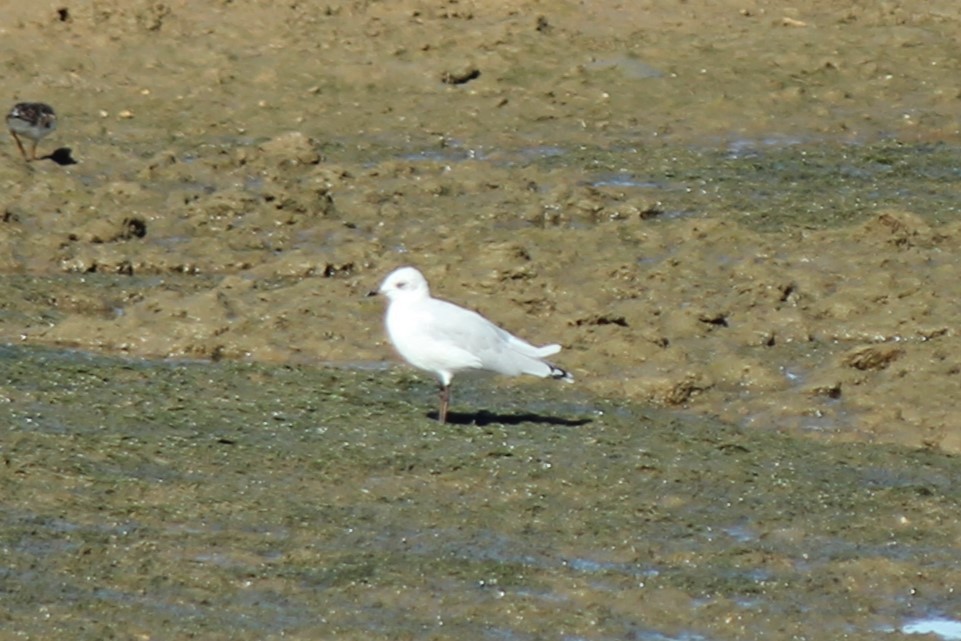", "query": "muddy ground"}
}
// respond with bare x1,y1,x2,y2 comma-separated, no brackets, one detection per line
4,345,961,640
2,0,961,639
3,0,961,450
